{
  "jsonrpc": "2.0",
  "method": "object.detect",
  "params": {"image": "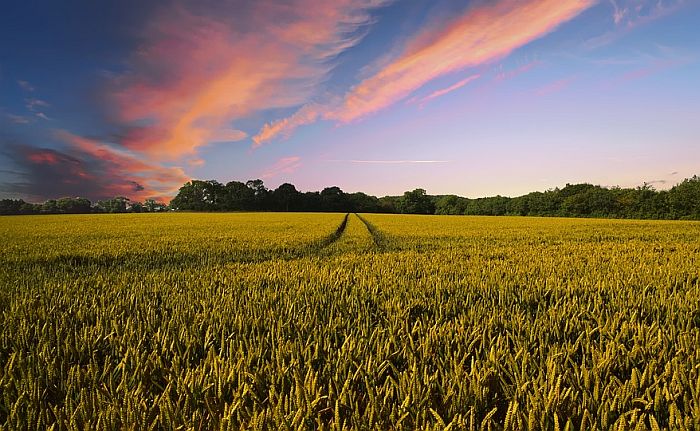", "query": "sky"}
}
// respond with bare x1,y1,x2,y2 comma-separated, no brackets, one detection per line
0,0,698,202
